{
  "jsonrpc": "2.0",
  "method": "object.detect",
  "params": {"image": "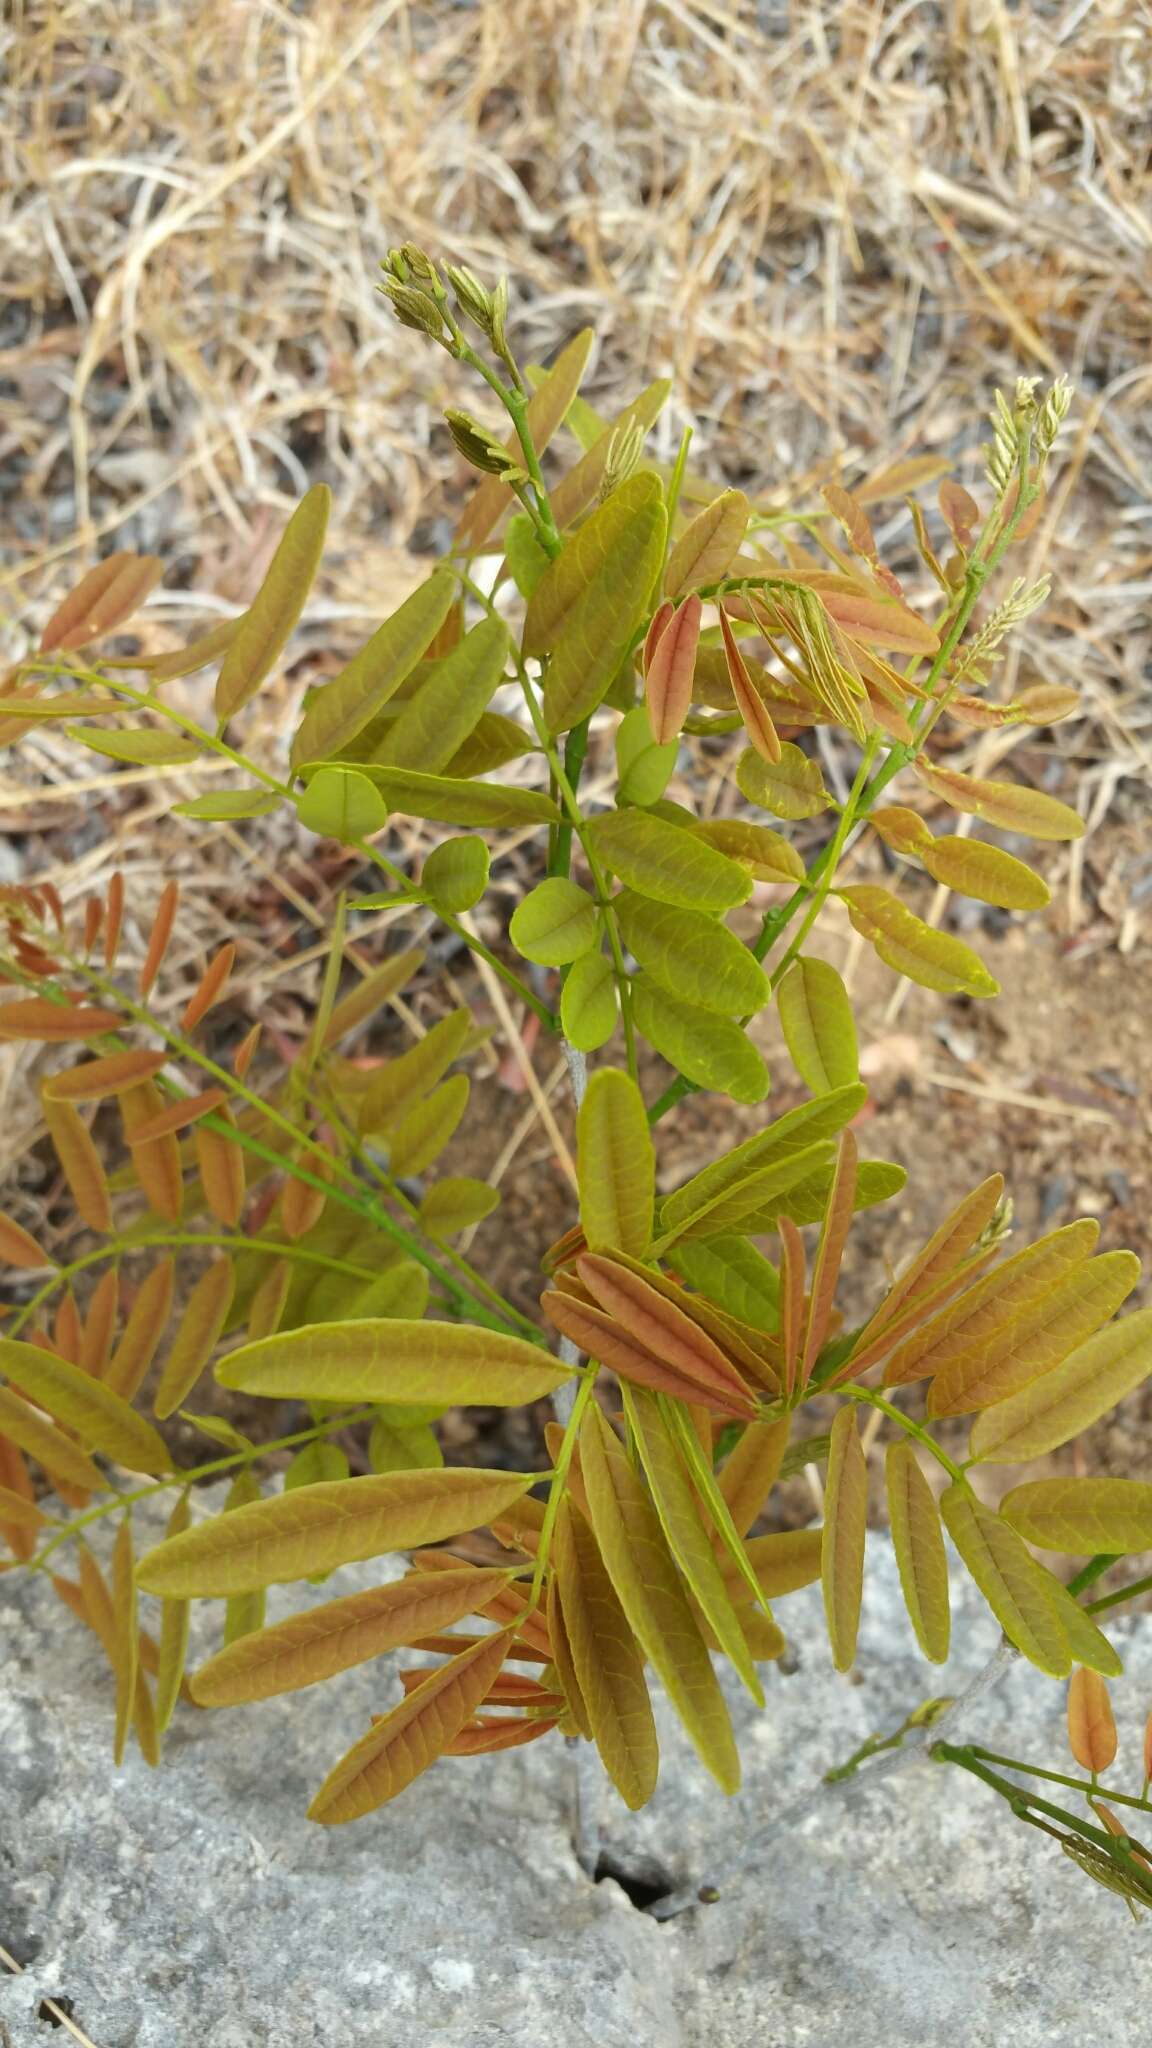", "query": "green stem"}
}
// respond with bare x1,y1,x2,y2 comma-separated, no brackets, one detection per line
1067,1554,1118,1598
26,1403,381,1572
839,1386,968,1486
529,1367,597,1603
966,1748,1152,1815
1085,1571,1152,1618
768,736,878,988
932,1743,1149,1861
